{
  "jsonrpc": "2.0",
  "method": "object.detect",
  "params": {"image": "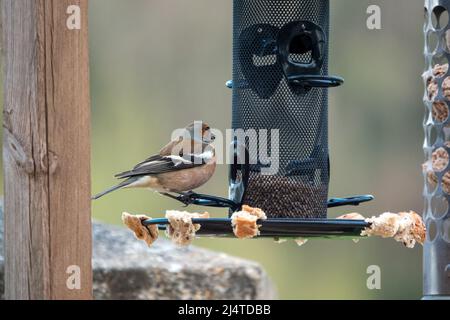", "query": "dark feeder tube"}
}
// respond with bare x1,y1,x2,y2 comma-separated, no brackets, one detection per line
229,0,341,218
